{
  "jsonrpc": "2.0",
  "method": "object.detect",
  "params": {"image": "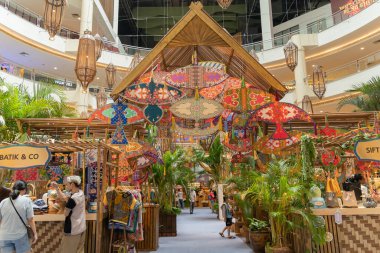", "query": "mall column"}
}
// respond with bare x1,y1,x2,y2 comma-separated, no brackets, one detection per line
113,0,119,34
80,0,94,34
290,35,318,107
259,0,274,50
